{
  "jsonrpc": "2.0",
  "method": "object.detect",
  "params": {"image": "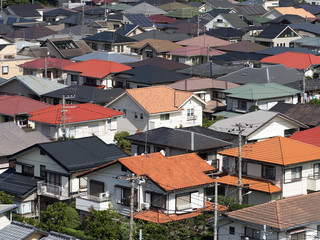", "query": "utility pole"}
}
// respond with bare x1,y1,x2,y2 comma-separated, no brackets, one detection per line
262,224,267,240
237,123,243,205
197,14,200,36
82,4,84,27
302,69,306,104
62,95,66,140
213,180,218,240
44,55,47,79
